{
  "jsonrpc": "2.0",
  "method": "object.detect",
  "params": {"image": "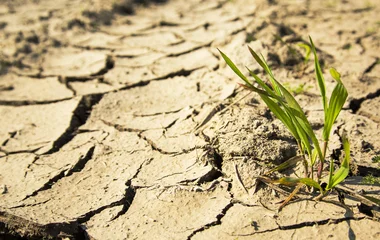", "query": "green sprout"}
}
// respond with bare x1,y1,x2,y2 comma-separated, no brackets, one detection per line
362,175,380,185
296,43,311,64
283,83,311,96
372,155,380,163
218,37,350,203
